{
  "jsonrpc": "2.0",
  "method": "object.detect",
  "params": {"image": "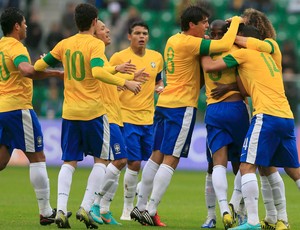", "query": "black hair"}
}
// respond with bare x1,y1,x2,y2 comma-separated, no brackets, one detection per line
180,5,209,31
210,19,228,33
75,3,98,32
0,7,24,36
128,21,149,34
239,25,262,40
